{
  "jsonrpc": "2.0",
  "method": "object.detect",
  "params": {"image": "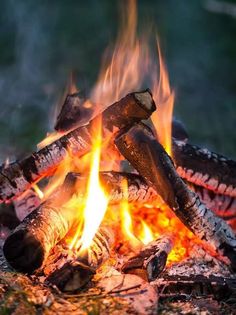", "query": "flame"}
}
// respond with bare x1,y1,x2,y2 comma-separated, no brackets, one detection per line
32,184,44,199
90,0,150,111
151,43,174,156
37,131,65,150
70,119,109,252
139,220,154,245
